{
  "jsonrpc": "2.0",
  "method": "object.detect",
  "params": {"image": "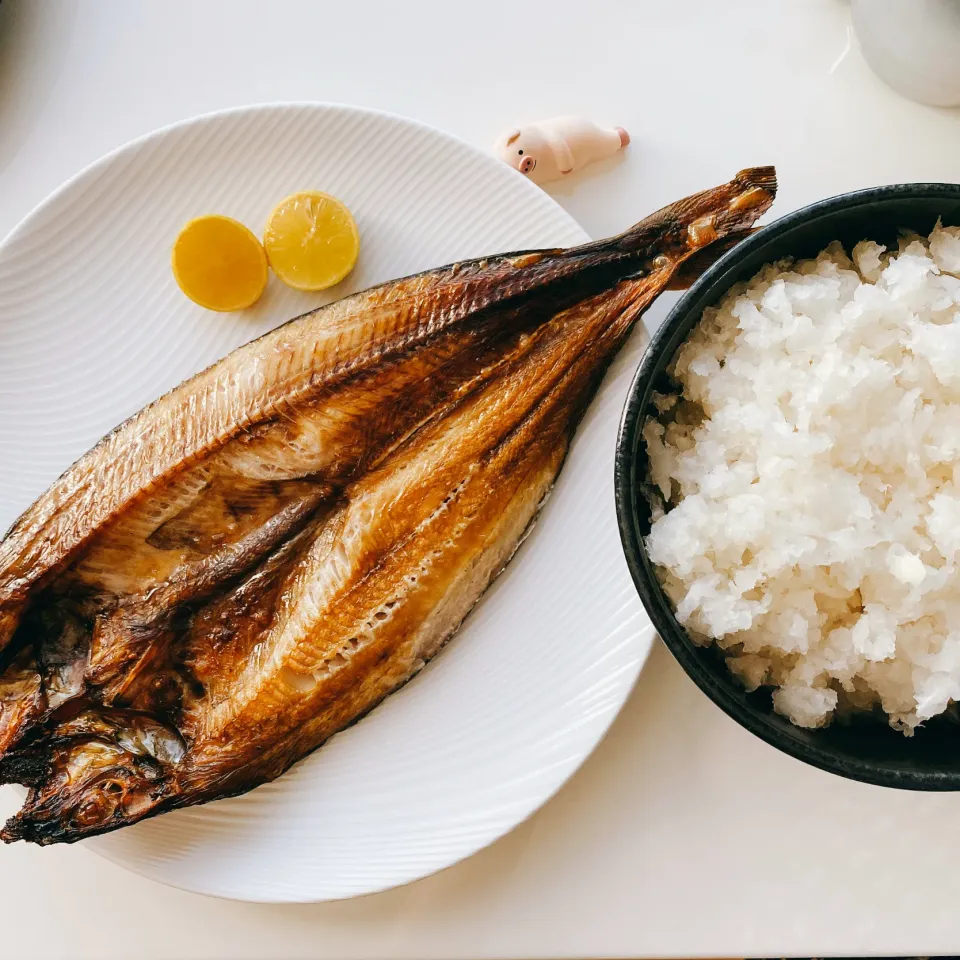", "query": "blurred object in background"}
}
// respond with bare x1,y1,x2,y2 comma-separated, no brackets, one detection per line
852,0,960,106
